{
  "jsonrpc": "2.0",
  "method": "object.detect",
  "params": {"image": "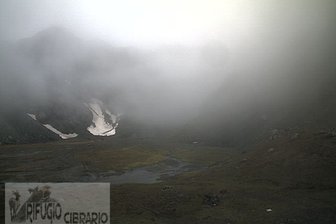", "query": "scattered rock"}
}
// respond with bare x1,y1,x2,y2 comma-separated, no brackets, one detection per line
268,148,275,152
203,193,220,207
219,189,228,195
327,128,336,137
317,128,336,138
290,133,299,140
177,193,185,198
161,185,174,192
266,208,272,212
241,158,248,162
270,129,281,140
